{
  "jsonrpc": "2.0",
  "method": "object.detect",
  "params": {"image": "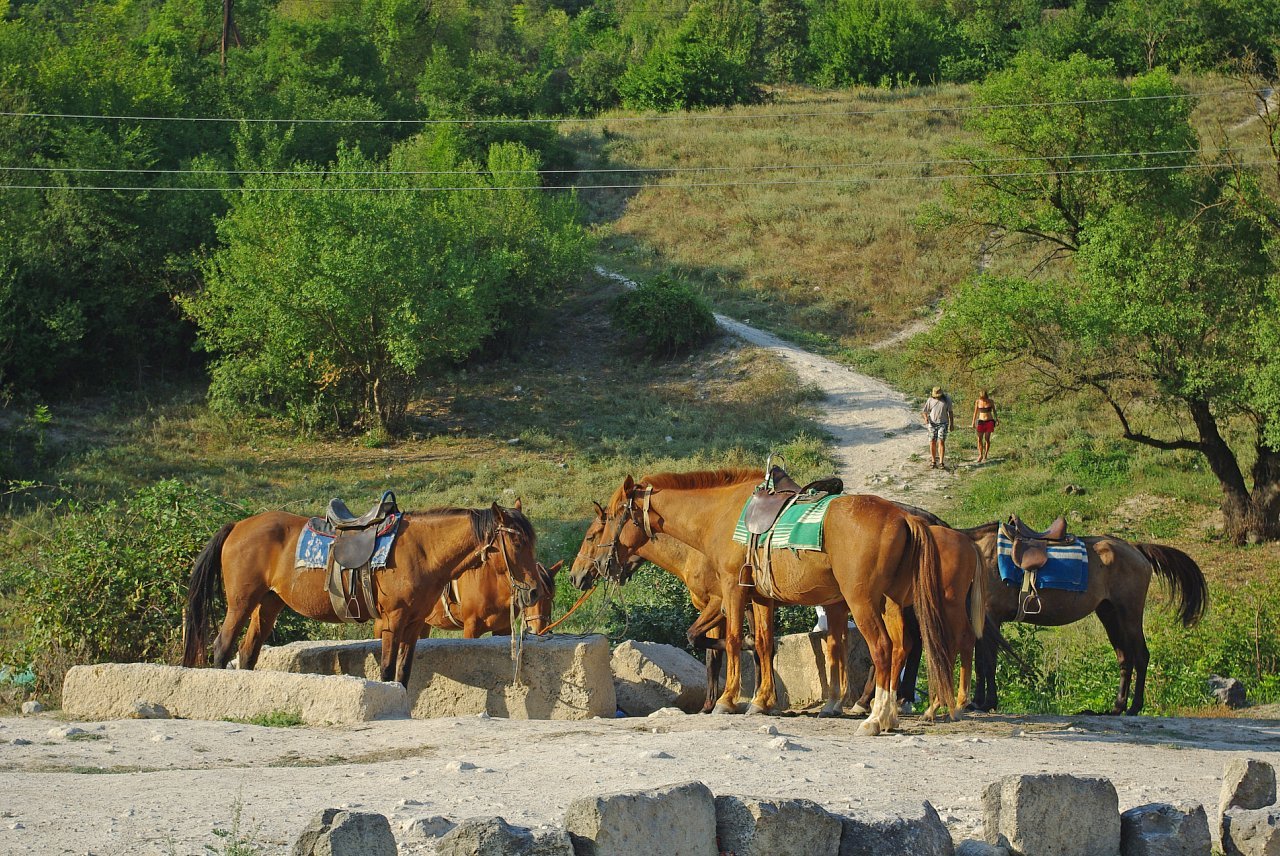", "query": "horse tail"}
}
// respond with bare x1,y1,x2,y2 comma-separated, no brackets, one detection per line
907,514,956,712
183,522,234,667
967,539,986,640
1136,542,1209,627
